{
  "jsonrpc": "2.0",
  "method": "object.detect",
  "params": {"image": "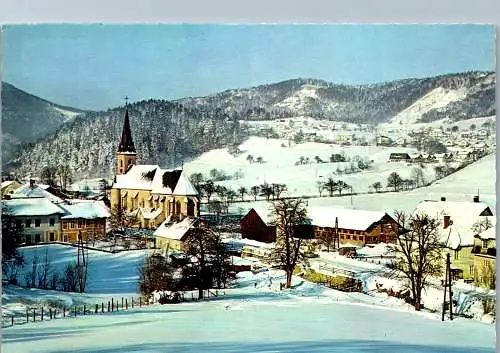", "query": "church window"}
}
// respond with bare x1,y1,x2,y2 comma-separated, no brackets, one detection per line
120,160,123,167
187,199,195,216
